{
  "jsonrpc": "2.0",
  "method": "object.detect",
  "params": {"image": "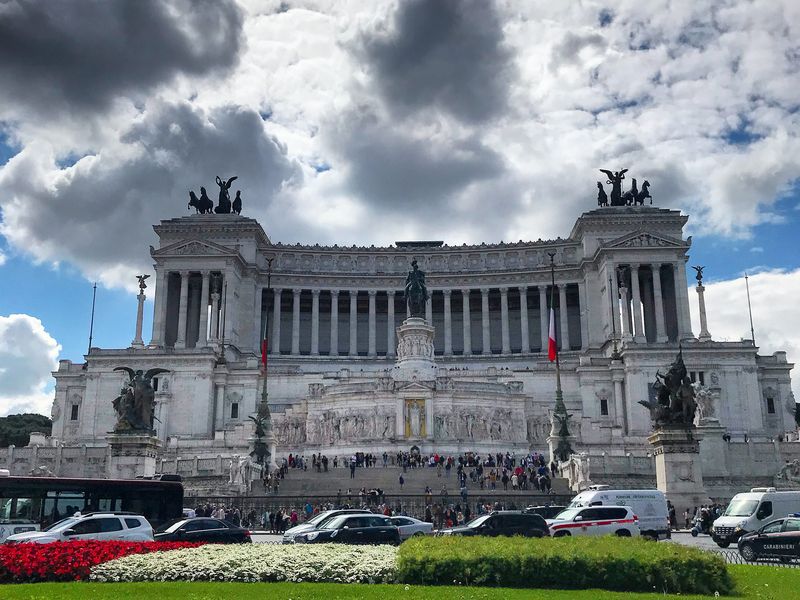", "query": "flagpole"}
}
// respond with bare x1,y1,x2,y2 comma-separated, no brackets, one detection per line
548,253,562,399
744,272,756,346
87,282,97,356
